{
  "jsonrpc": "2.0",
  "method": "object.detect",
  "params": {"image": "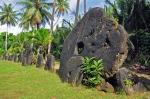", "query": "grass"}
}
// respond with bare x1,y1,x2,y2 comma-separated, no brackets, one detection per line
0,61,149,99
